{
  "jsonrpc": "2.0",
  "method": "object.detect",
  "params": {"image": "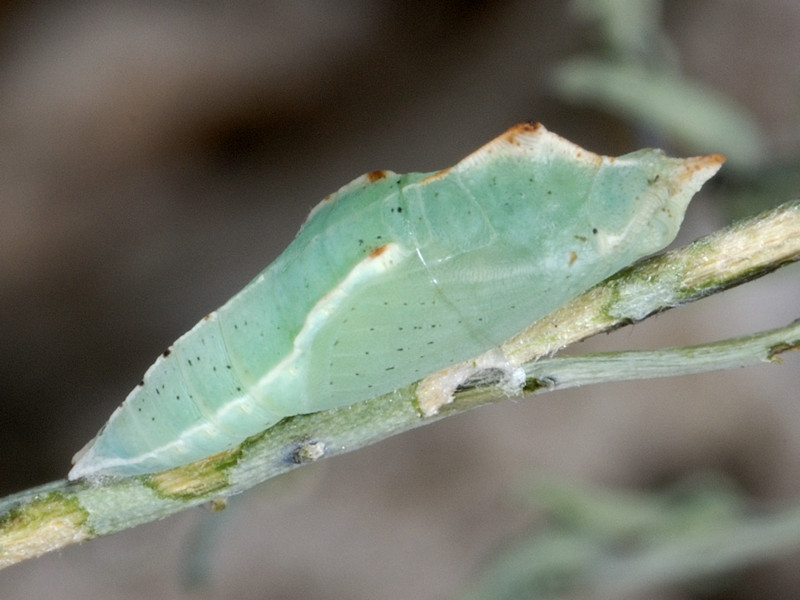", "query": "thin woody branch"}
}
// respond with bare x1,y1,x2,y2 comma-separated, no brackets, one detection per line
1,200,798,569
